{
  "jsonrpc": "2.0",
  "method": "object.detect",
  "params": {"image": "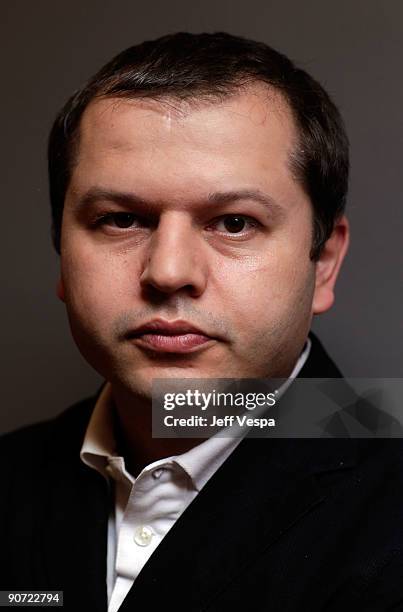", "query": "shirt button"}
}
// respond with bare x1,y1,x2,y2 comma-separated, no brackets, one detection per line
134,525,154,547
